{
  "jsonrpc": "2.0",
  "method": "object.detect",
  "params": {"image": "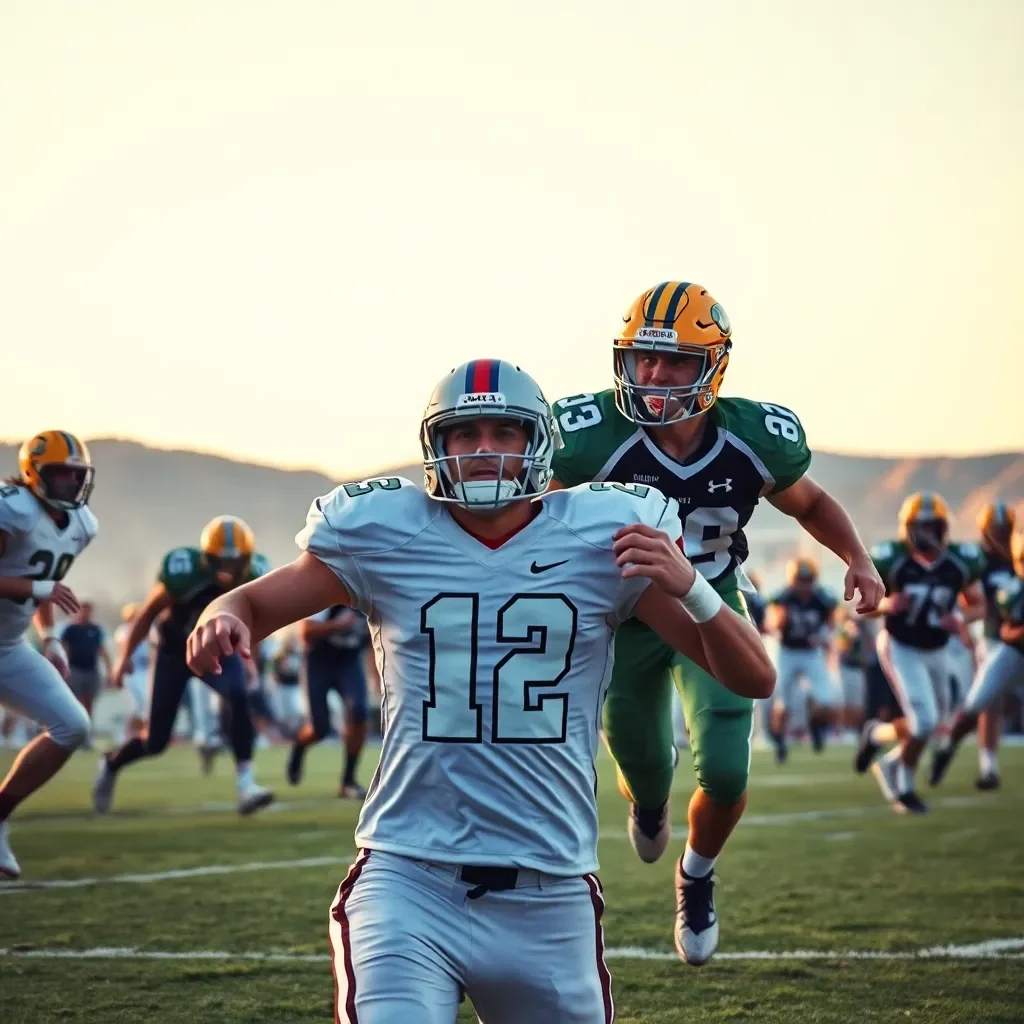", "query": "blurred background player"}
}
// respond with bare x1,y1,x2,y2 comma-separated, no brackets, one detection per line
287,604,371,798
93,515,273,816
856,493,985,813
764,557,838,762
549,281,882,965
270,634,305,738
59,600,112,743
931,523,1024,790
833,607,868,742
113,602,151,743
970,502,1017,788
0,431,97,879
